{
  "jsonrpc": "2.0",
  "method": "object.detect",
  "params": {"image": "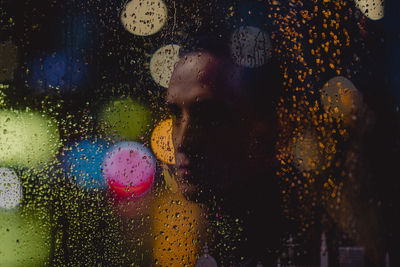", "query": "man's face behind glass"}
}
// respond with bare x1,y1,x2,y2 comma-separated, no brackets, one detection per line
166,52,249,194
